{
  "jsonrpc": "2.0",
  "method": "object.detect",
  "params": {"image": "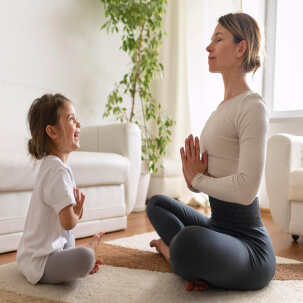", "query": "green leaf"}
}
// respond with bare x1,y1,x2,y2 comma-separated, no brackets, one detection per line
100,0,175,173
